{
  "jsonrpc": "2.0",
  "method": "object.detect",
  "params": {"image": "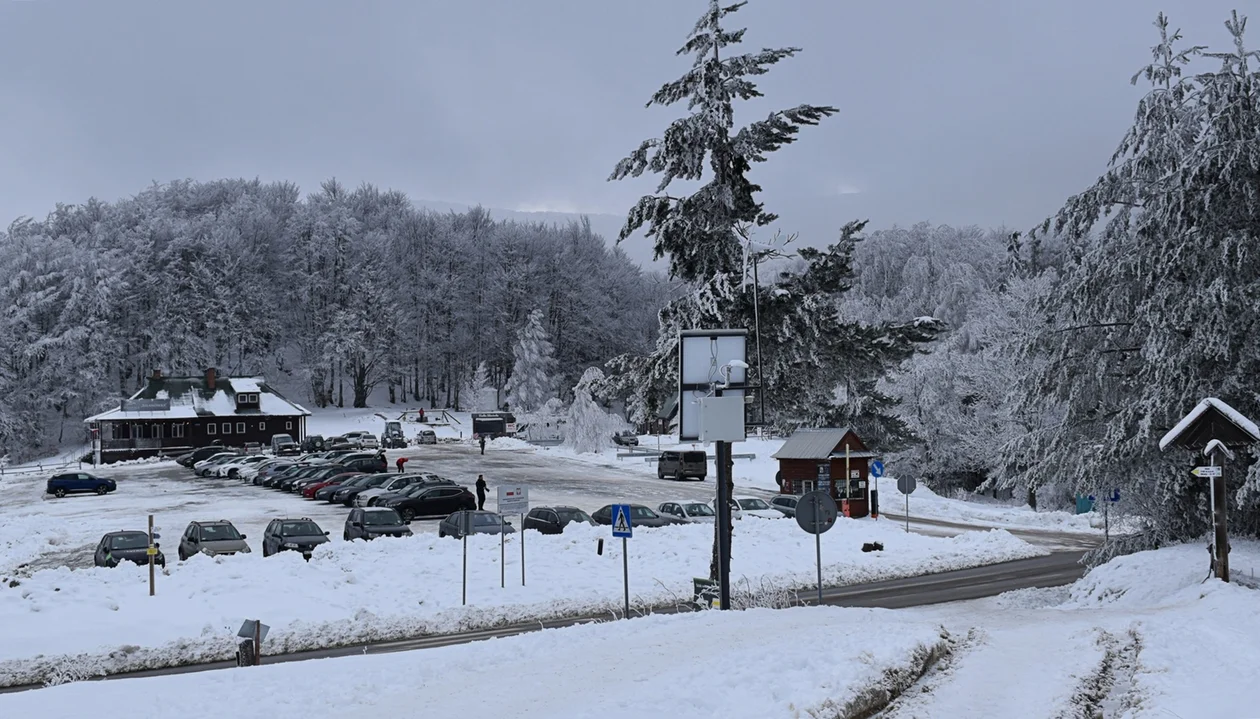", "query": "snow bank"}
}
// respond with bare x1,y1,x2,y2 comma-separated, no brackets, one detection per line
1063,539,1260,609
0,606,948,719
0,518,1040,686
